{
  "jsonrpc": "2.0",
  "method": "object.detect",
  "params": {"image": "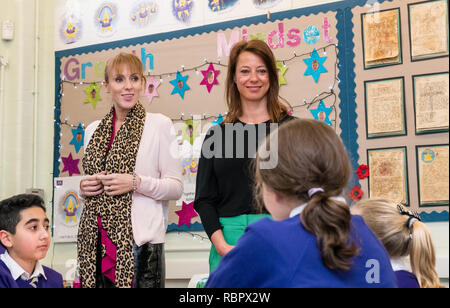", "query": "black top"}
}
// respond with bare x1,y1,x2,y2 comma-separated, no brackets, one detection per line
194,115,295,238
